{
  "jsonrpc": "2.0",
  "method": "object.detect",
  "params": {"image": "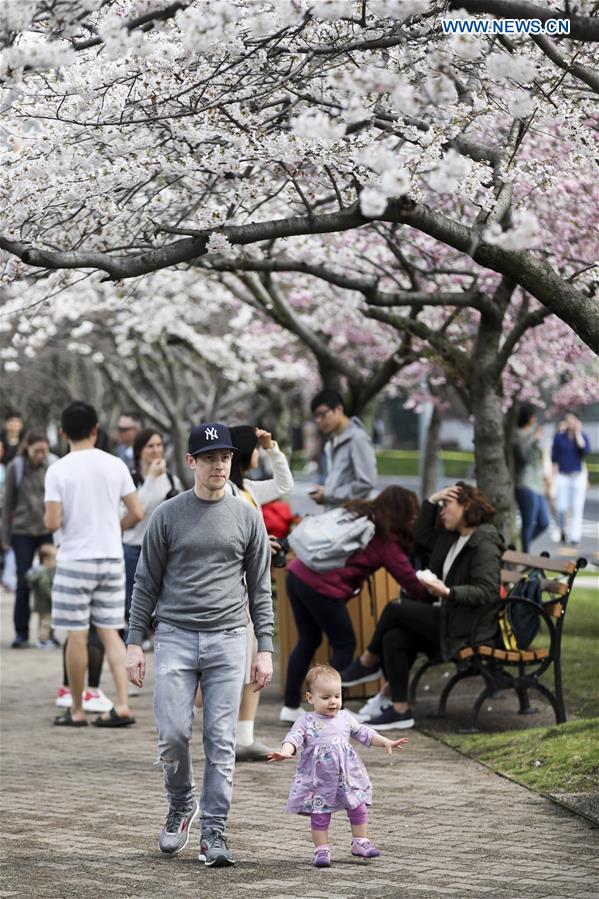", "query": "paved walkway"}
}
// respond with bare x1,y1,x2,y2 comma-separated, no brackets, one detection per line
1,589,598,899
